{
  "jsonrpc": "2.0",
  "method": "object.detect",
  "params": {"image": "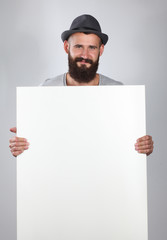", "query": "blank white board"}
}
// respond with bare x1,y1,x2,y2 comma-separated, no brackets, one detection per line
17,86,147,240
